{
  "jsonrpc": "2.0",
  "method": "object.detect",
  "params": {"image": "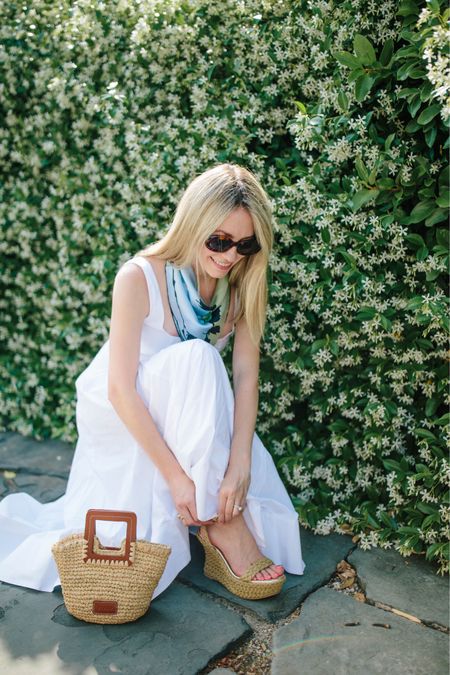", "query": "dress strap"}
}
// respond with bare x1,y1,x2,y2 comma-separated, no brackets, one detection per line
123,256,164,327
